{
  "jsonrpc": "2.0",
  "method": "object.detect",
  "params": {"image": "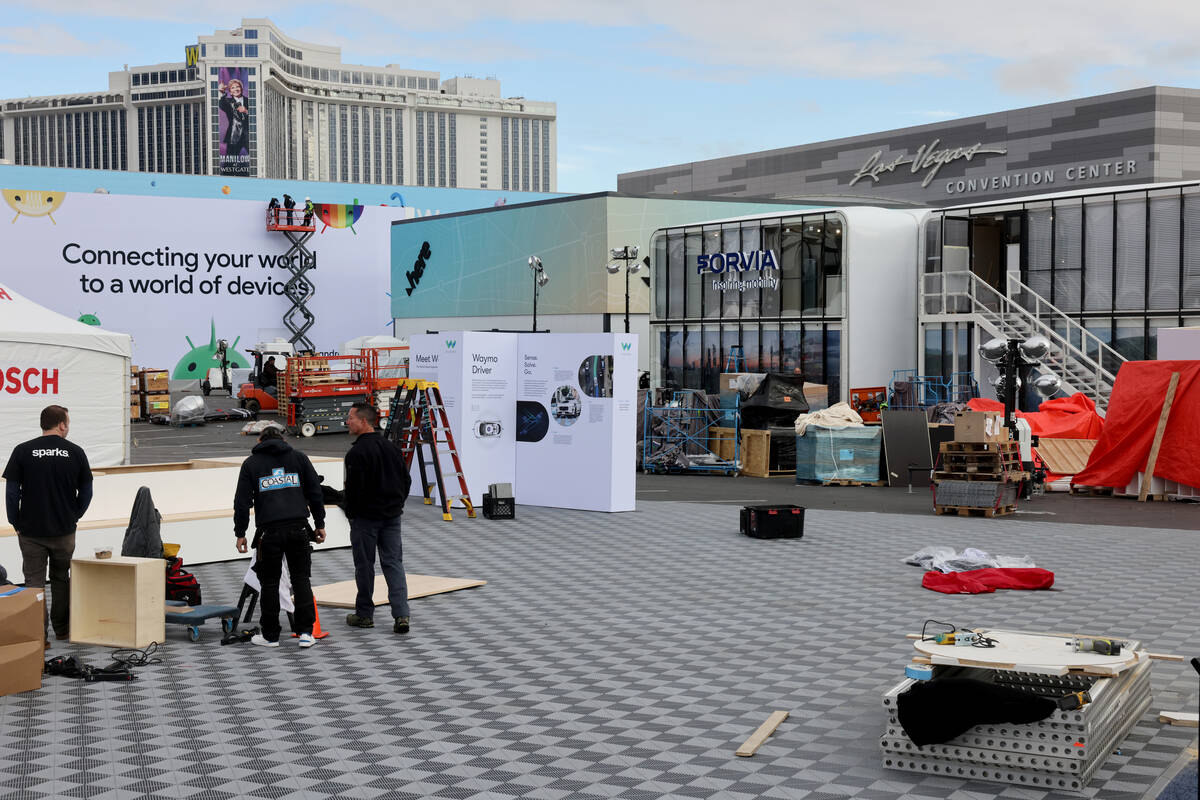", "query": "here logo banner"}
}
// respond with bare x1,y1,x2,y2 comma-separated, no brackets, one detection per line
405,241,432,296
